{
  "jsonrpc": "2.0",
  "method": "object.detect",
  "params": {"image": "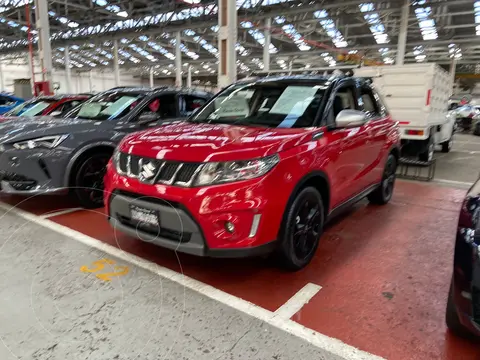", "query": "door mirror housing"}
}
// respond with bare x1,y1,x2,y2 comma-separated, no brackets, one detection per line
138,112,160,124
335,110,367,128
